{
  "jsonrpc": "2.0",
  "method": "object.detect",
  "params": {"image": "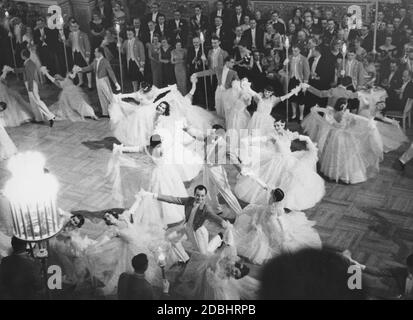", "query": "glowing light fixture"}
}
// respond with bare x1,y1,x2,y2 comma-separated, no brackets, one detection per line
3,152,63,242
